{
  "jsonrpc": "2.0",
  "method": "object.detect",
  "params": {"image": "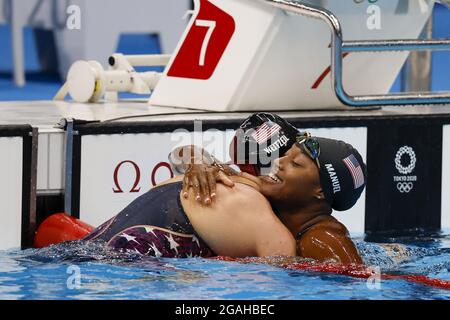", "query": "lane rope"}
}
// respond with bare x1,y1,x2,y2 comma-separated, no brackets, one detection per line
212,256,450,290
